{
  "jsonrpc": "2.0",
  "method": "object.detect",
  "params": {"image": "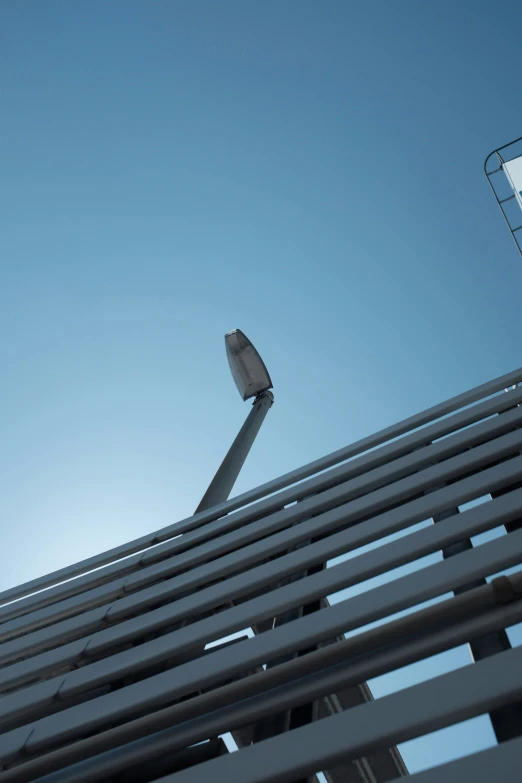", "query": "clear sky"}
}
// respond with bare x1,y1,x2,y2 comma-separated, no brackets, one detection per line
2,0,522,776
